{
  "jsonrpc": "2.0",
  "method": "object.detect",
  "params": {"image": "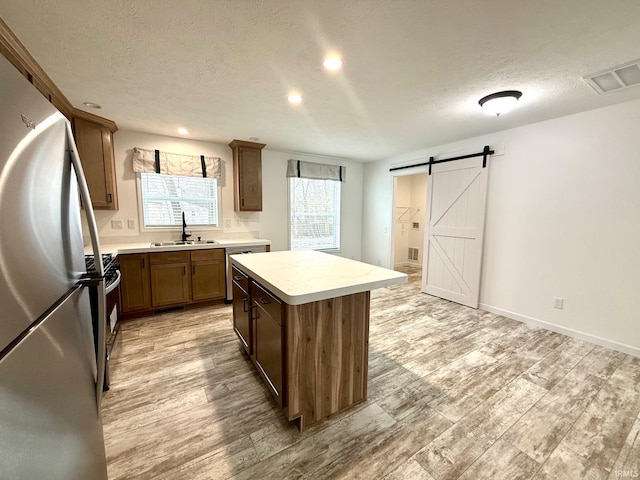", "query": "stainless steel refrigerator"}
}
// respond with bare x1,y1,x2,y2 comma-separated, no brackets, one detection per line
0,55,108,478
